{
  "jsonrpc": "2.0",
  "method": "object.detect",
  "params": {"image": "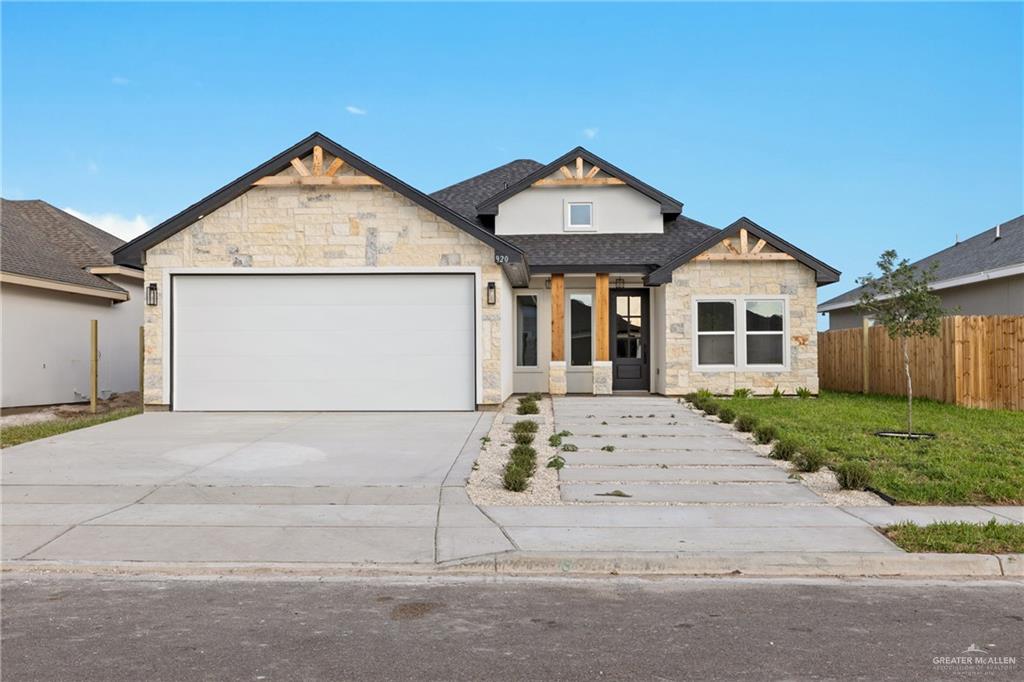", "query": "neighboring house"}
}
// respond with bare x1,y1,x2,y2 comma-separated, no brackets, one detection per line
112,132,839,411
818,215,1024,329
1,200,144,408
